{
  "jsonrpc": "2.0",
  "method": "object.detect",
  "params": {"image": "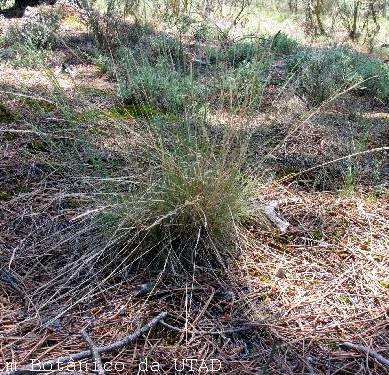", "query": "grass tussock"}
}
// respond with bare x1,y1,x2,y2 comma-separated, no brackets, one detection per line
89,125,255,274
